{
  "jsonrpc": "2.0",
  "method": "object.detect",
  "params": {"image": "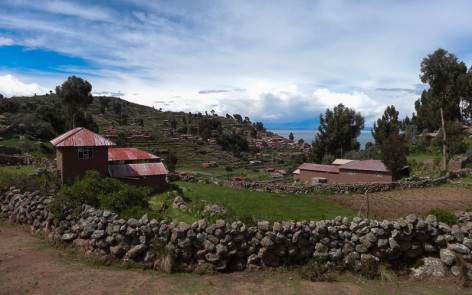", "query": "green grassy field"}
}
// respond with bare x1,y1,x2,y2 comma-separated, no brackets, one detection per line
150,181,355,224
0,165,38,175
